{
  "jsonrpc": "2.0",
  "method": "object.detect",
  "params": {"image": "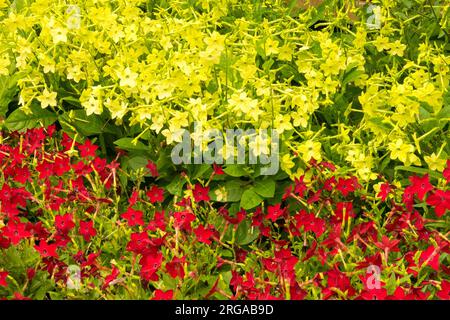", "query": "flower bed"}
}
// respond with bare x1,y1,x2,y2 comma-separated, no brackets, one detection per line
0,127,449,300
0,0,449,300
